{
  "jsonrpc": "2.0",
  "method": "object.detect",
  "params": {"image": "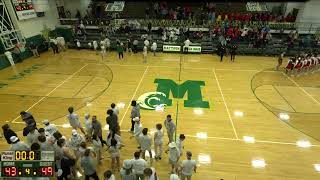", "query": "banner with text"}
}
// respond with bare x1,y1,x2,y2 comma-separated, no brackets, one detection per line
163,45,181,52
11,0,37,20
